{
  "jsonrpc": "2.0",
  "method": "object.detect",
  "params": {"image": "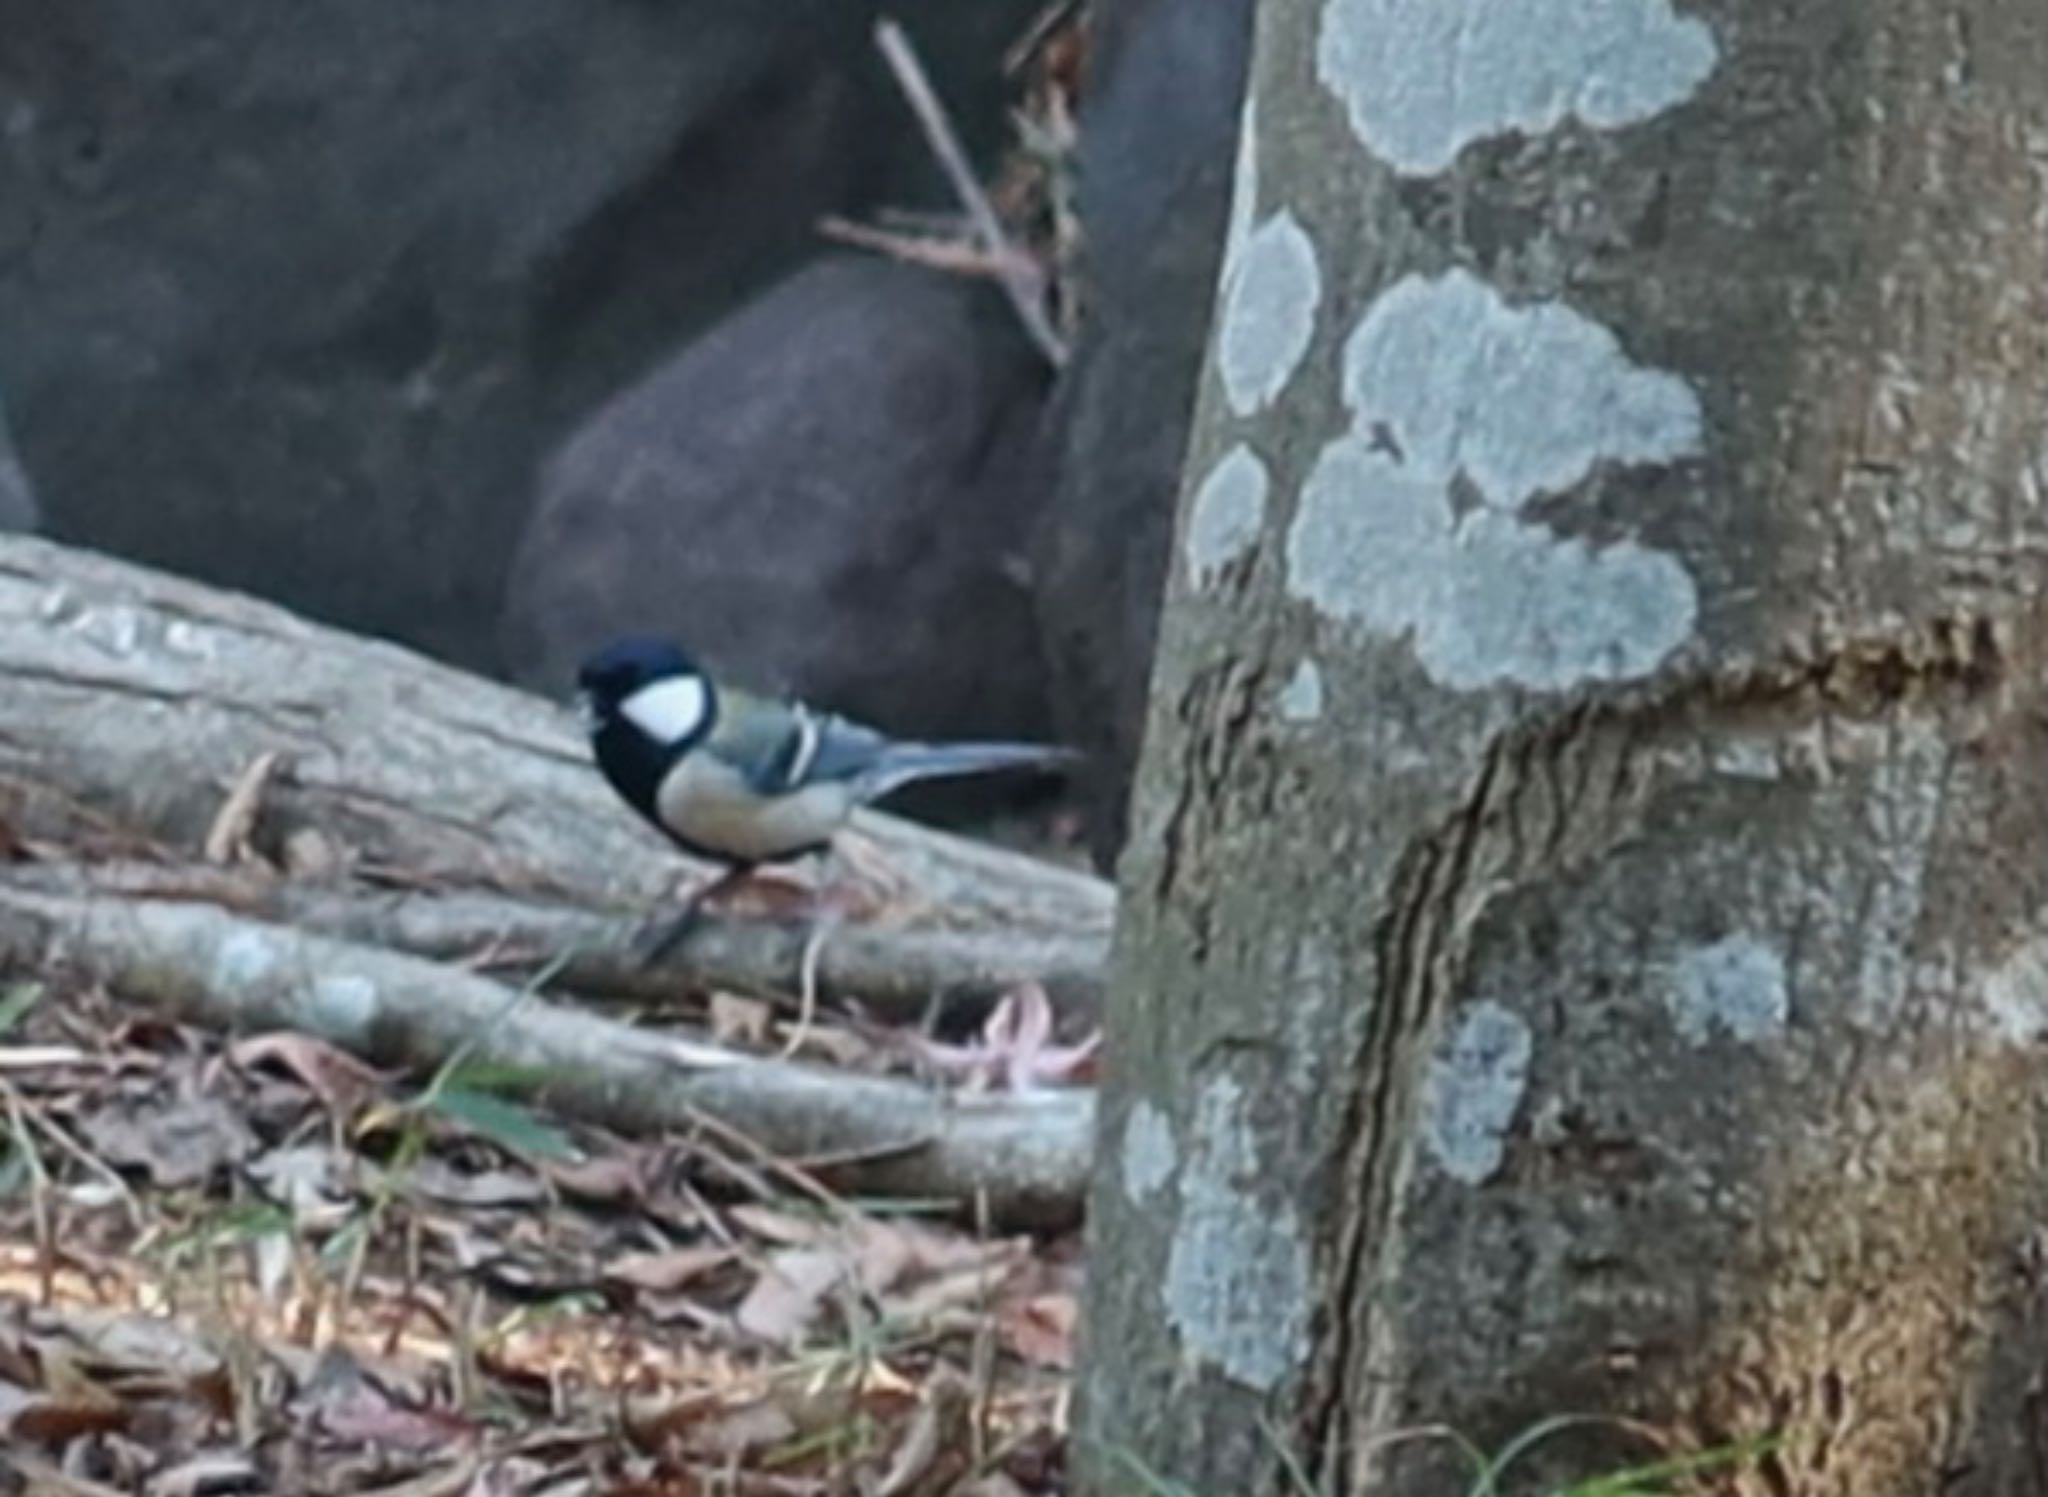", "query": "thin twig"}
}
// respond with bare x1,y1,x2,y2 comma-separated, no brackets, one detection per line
3,1091,53,1306
817,216,1038,281
203,750,283,866
1004,0,1084,76
777,918,835,1062
872,17,1069,367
